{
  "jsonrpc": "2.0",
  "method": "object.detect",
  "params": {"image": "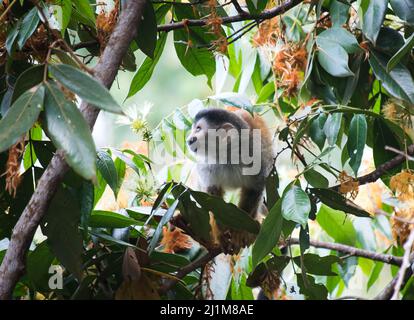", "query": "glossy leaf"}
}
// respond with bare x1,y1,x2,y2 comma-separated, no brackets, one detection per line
0,86,44,153
387,34,414,72
330,0,349,27
49,64,122,114
11,65,44,103
127,32,167,98
97,150,119,197
304,169,329,188
190,190,260,234
390,0,414,25
316,204,357,245
136,1,157,58
41,187,83,281
363,0,388,44
316,31,354,77
311,188,371,217
293,254,340,276
44,82,96,181
347,114,367,175
89,210,140,228
281,185,311,228
369,51,414,104
252,199,283,267
148,199,180,253
17,7,39,49
324,112,342,146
